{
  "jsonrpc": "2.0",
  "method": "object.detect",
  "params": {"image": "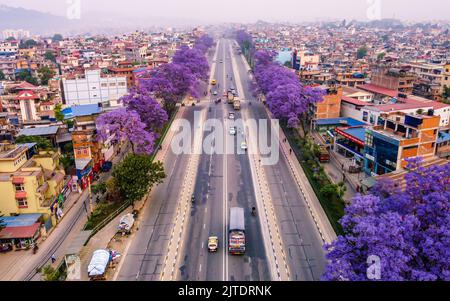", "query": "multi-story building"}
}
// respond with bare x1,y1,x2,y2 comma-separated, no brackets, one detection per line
335,72,367,87
107,62,137,88
364,112,440,176
370,68,415,95
0,58,16,80
2,29,30,40
309,85,343,121
441,62,450,99
61,69,127,106
0,41,18,56
0,143,65,220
